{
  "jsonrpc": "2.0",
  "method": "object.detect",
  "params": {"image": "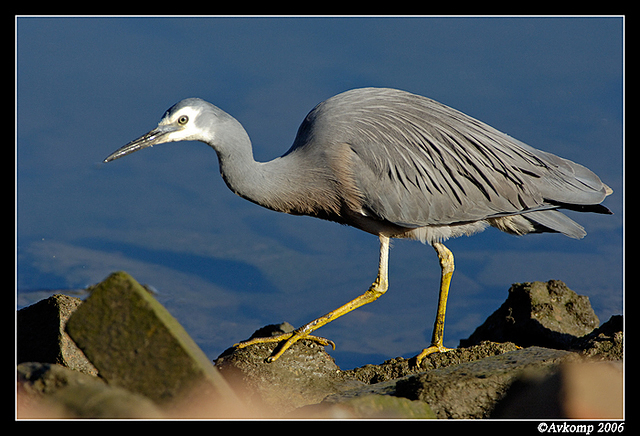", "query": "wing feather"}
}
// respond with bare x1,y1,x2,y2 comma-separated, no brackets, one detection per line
288,87,611,230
